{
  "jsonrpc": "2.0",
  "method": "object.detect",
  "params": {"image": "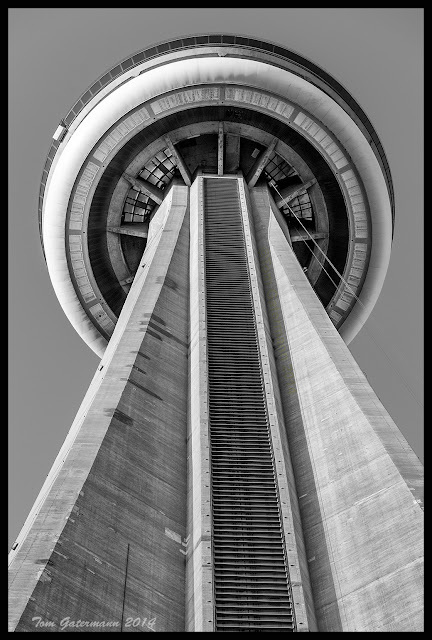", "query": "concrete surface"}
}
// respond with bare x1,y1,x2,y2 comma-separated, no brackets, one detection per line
249,183,423,632
9,184,190,632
